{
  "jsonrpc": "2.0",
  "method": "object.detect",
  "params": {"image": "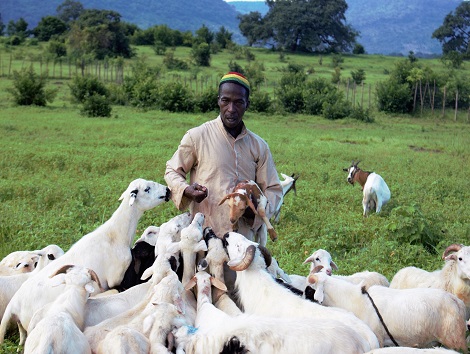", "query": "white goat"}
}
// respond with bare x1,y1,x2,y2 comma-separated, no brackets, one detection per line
85,270,185,353
365,348,462,354
289,248,388,291
343,160,391,216
0,244,64,321
307,270,468,352
390,243,470,314
96,327,150,354
219,179,278,246
272,172,299,223
223,231,380,350
0,253,37,276
183,269,372,354
0,178,170,346
24,265,101,354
